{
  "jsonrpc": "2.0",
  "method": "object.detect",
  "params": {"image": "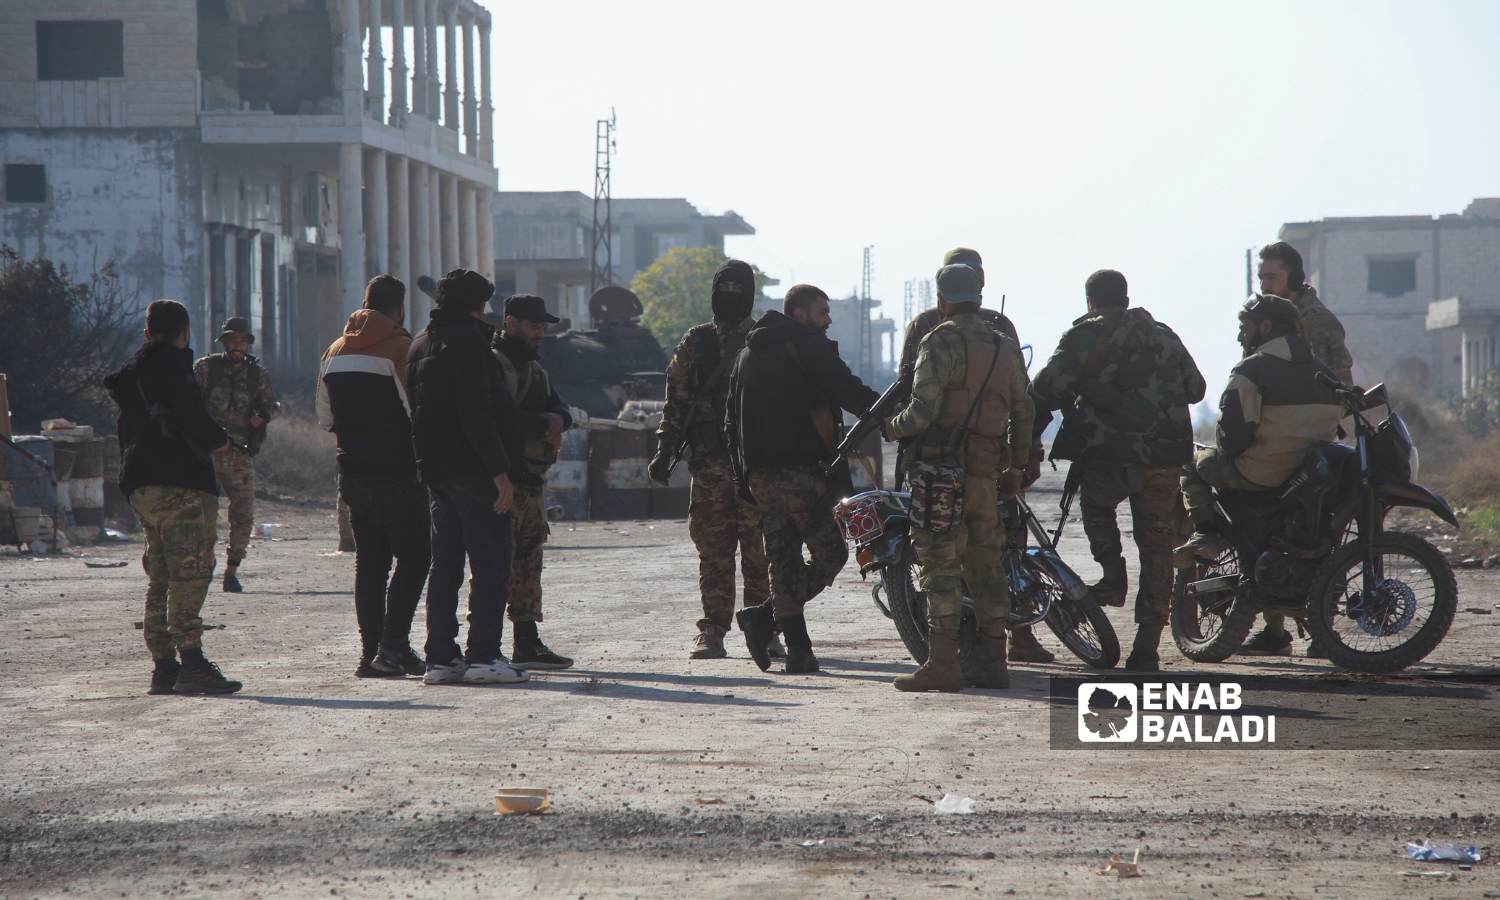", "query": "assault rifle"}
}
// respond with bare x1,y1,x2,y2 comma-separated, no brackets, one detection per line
824,380,903,480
